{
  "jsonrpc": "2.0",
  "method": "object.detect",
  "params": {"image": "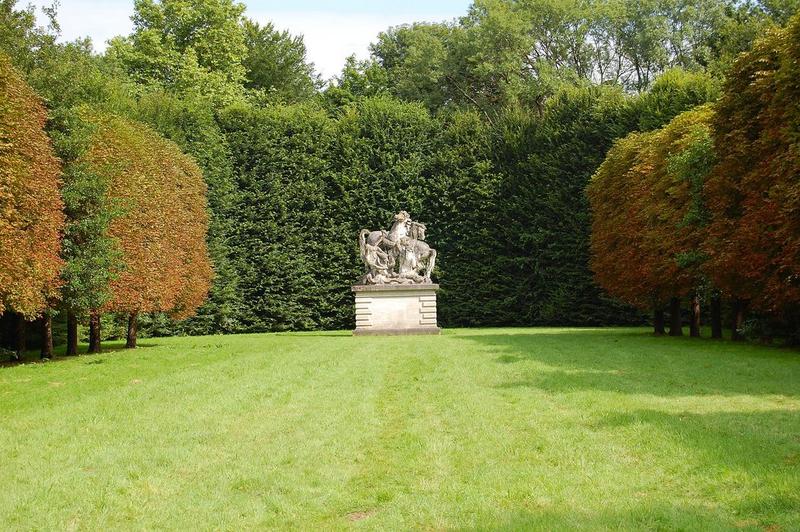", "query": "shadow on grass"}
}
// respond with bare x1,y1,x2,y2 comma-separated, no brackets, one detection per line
459,331,800,397
590,408,800,521
2,341,159,367
481,335,800,528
